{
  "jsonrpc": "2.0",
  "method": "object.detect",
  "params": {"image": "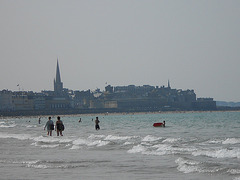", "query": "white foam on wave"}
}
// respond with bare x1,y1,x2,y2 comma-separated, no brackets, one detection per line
128,144,147,154
24,160,48,169
59,138,73,143
88,134,106,139
72,137,109,147
192,148,240,159
144,145,170,156
128,140,196,156
13,160,48,169
153,144,196,155
0,132,32,140
151,144,172,154
123,141,134,145
223,138,240,145
104,135,135,141
70,145,82,150
40,144,60,148
175,157,225,174
26,125,37,128
20,160,40,165
128,144,169,156
72,138,88,145
205,139,223,144
228,169,240,175
33,136,60,143
163,138,181,143
0,124,16,128
142,135,161,142
233,177,240,180
27,164,49,169
31,142,59,148
90,140,110,146
175,157,201,173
